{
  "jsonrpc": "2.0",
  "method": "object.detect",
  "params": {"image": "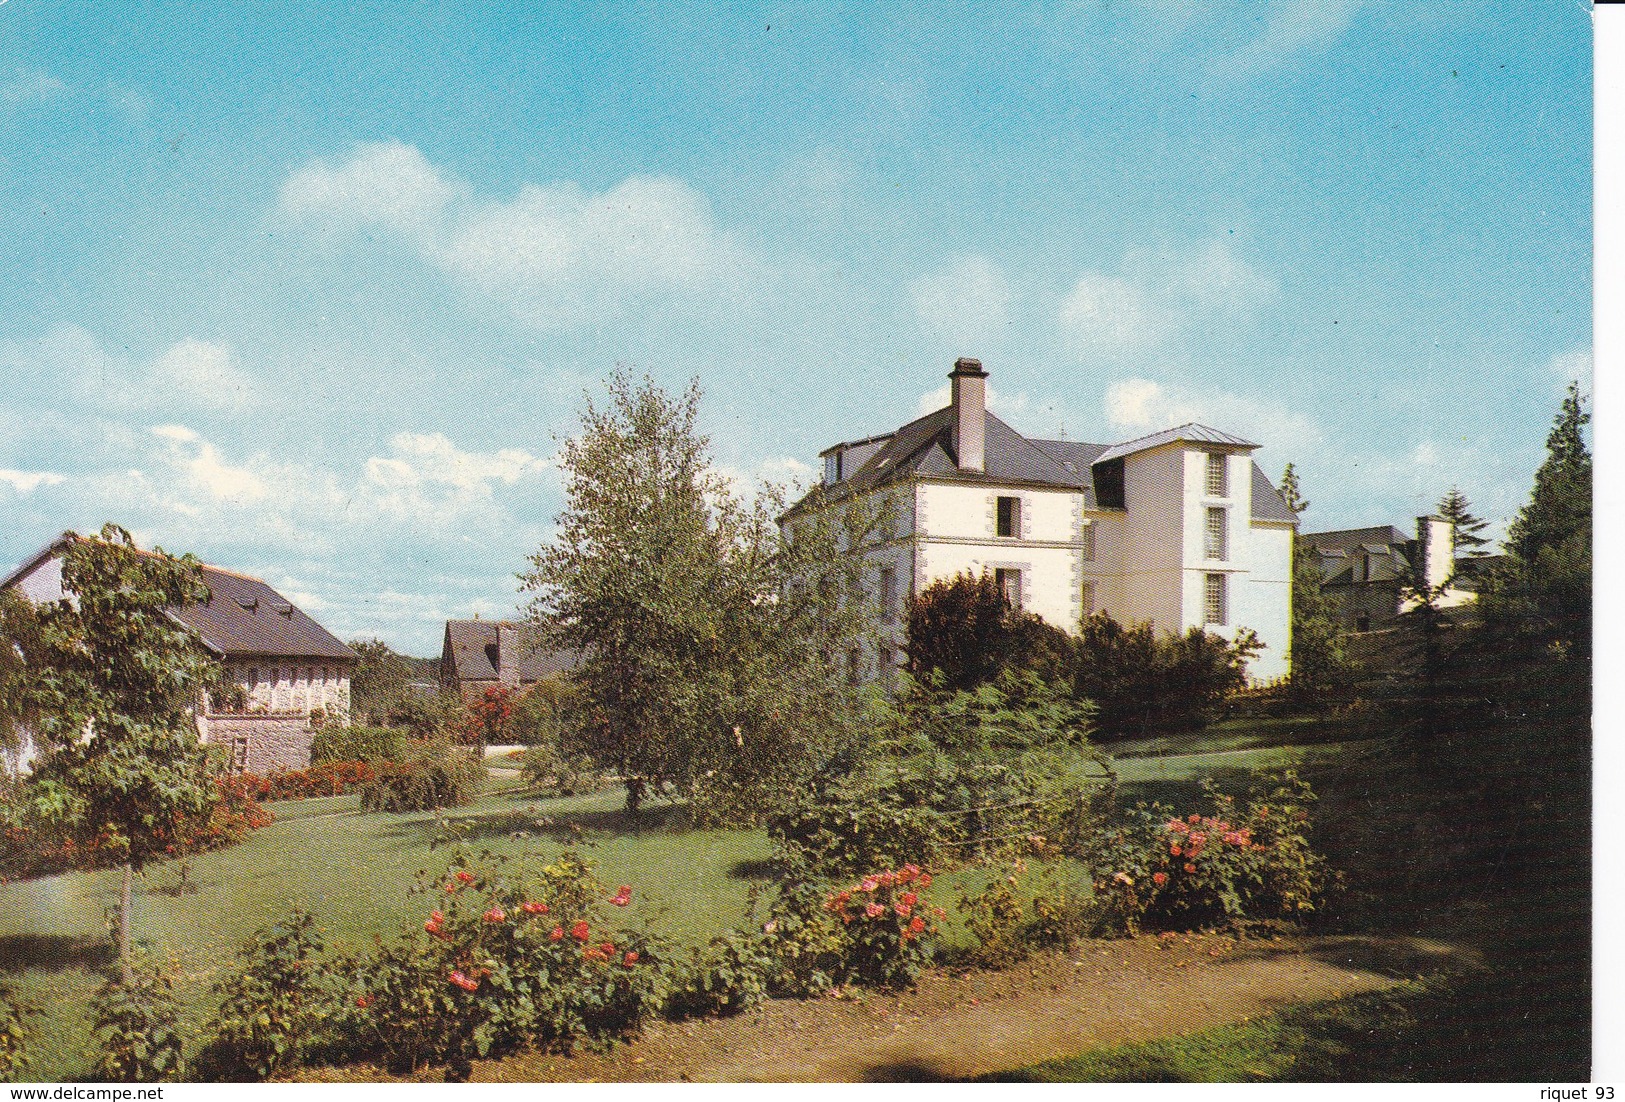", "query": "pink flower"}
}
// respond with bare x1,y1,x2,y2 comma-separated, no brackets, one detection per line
919,873,933,888
623,951,639,967
456,871,475,884
1189,814,1201,824
448,971,479,991
550,926,565,941
899,864,920,883
859,877,879,892
521,901,549,915
895,903,913,918
610,886,631,906
900,891,918,907
483,907,506,924
865,902,885,918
